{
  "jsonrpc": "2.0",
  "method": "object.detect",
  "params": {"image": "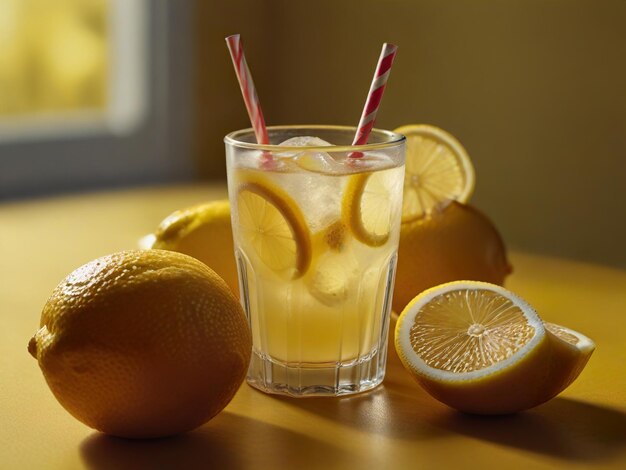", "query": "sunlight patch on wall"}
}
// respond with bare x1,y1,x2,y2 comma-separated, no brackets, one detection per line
0,0,109,118
0,0,147,141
